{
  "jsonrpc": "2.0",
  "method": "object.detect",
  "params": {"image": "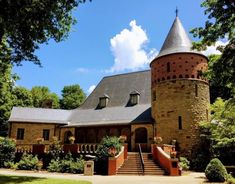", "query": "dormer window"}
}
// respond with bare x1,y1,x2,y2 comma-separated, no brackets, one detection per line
130,90,140,105
99,94,109,108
